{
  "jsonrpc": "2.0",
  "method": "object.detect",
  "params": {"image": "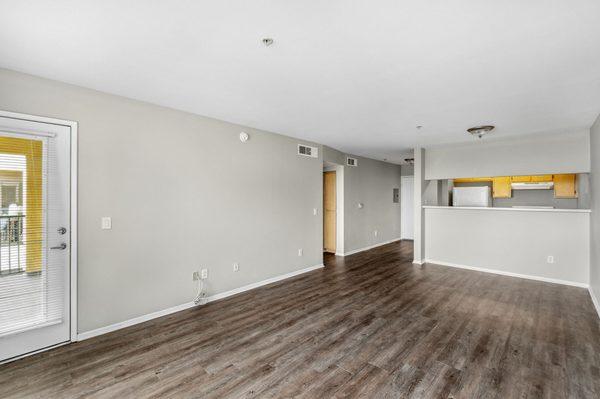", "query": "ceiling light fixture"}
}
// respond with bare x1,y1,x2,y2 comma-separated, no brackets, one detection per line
467,125,495,139
262,38,274,46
